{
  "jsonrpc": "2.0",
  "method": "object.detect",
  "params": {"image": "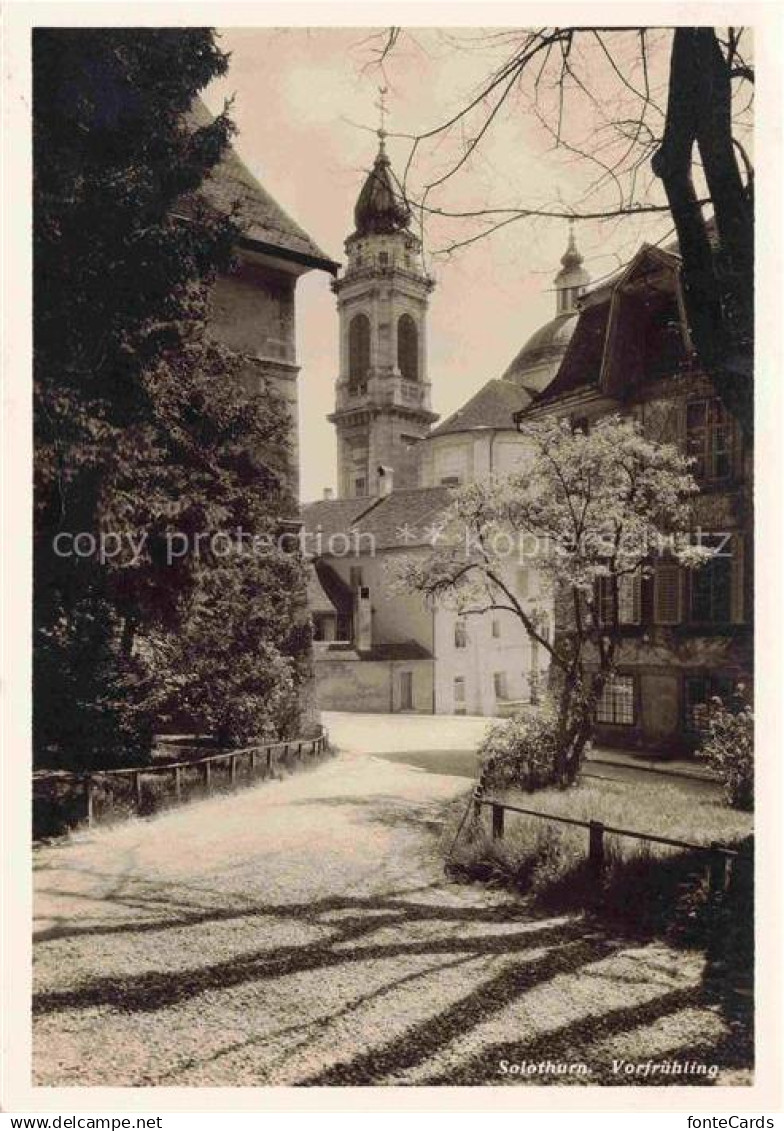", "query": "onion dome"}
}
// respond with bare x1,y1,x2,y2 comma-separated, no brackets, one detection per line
501,226,591,390
353,133,411,236
554,225,591,293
